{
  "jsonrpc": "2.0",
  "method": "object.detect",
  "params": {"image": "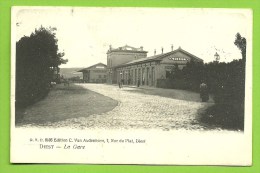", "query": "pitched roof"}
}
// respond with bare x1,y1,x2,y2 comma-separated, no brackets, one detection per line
78,62,107,72
115,47,203,68
177,47,203,62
